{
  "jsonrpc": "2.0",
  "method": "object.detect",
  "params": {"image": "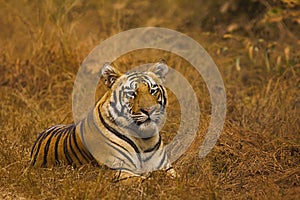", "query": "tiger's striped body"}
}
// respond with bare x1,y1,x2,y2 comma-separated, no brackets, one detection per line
30,61,175,178
30,125,97,167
